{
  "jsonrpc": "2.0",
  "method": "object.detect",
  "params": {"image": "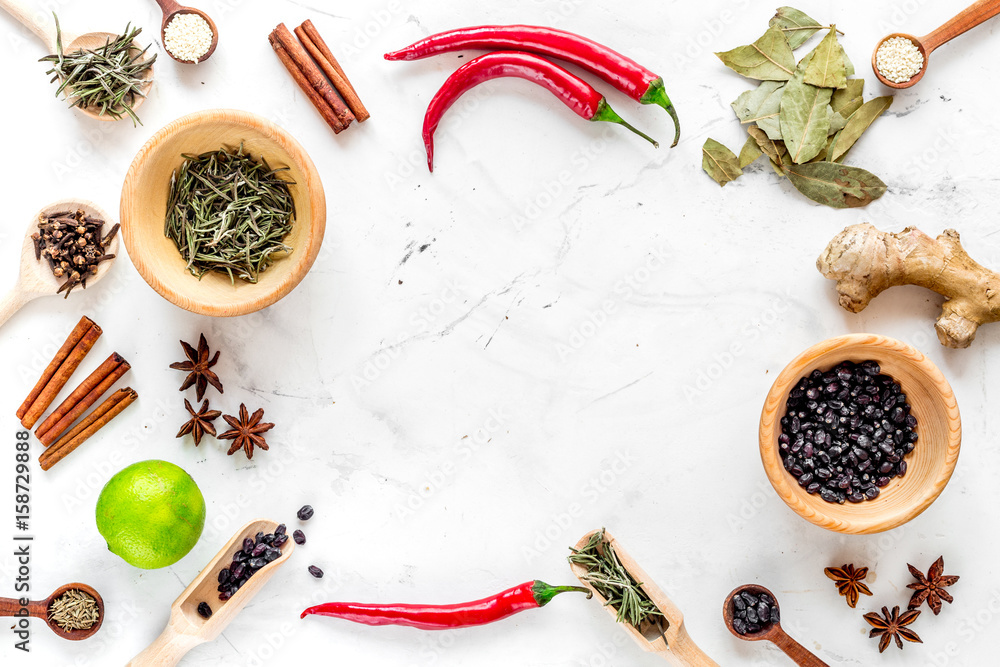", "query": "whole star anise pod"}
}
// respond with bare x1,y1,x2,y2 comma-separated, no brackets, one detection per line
176,399,221,446
219,404,274,459
864,605,922,653
824,563,872,608
170,334,224,402
907,556,959,615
